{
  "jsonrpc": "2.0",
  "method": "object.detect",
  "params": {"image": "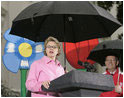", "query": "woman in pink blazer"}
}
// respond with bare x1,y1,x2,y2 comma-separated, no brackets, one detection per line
26,36,65,97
